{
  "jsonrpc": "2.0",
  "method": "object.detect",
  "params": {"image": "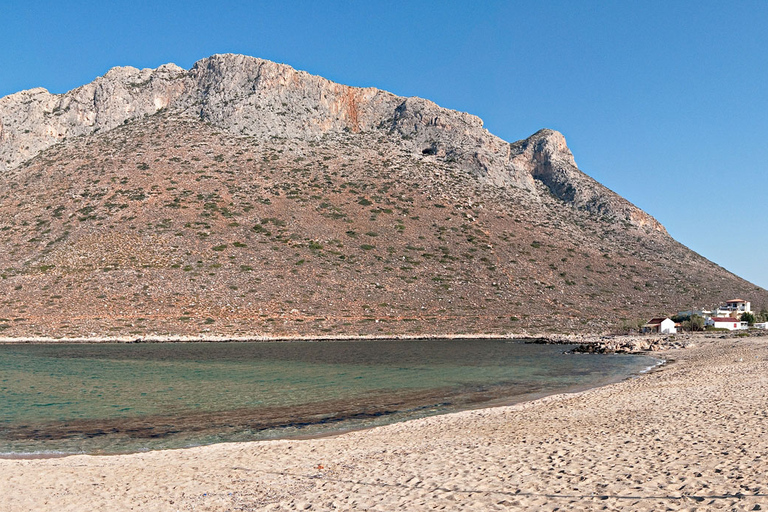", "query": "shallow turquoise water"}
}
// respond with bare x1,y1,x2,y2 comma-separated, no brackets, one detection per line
0,339,659,455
